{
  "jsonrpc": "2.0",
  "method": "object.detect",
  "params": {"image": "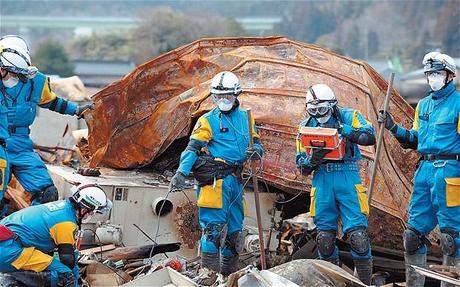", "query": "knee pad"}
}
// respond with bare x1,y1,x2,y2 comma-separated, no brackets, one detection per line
316,230,336,257
41,185,58,203
203,223,227,249
403,228,425,254
34,185,58,204
440,229,459,257
348,228,370,256
224,231,245,255
57,271,76,287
